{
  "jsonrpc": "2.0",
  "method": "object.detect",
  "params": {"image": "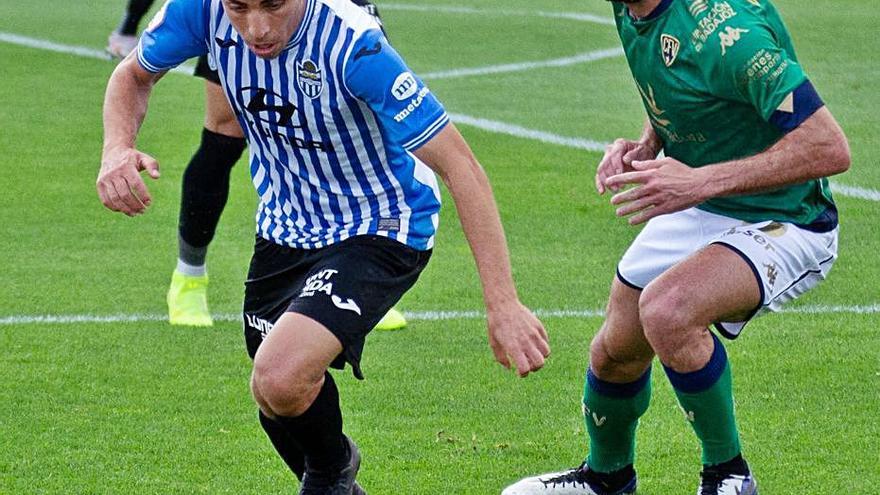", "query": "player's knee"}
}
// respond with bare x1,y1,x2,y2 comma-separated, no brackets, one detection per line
638,284,694,351
250,361,321,417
